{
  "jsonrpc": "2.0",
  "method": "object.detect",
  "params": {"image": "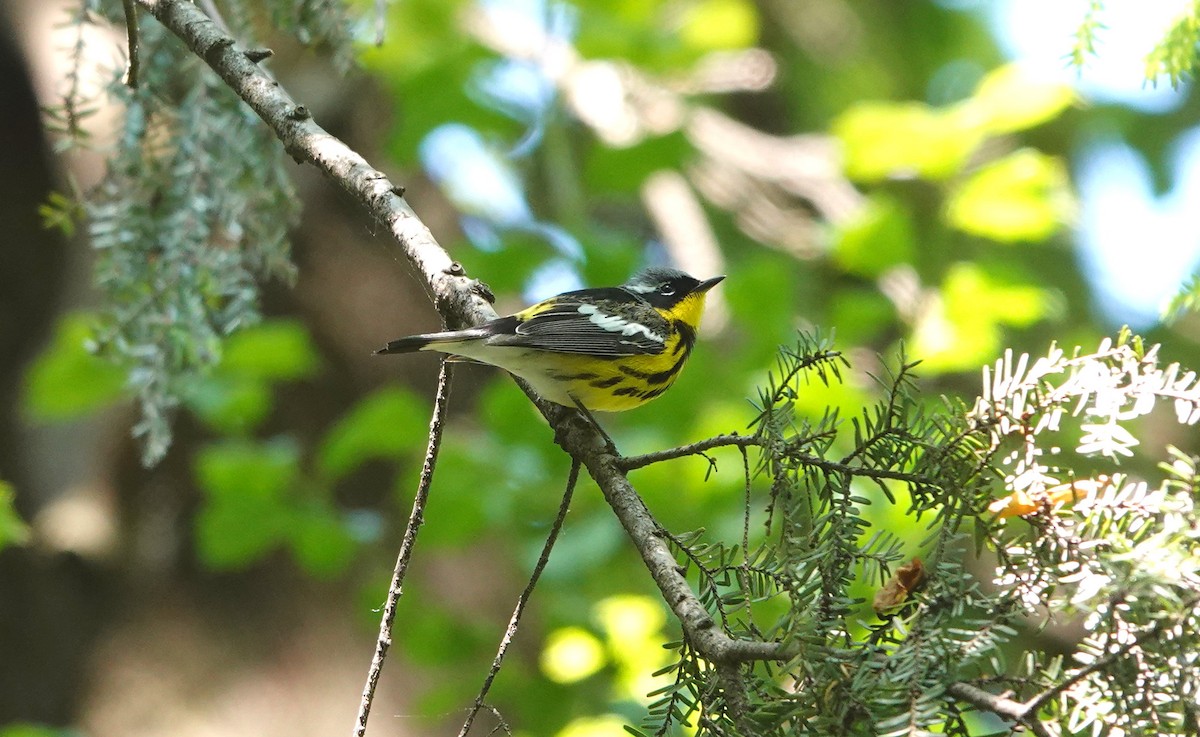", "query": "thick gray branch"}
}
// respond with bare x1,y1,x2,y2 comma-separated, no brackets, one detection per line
136,0,787,679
